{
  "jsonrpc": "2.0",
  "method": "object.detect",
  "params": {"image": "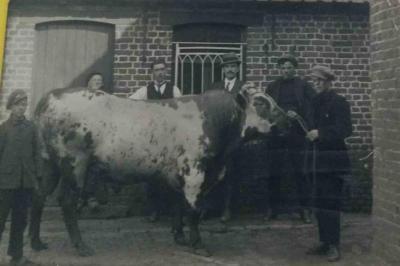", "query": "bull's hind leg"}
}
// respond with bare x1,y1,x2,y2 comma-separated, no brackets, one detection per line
59,156,94,256
29,158,60,251
29,192,48,251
